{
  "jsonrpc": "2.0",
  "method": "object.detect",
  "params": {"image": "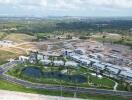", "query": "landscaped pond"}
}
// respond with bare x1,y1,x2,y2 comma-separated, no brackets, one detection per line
44,71,87,83
23,67,43,77
22,67,87,83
